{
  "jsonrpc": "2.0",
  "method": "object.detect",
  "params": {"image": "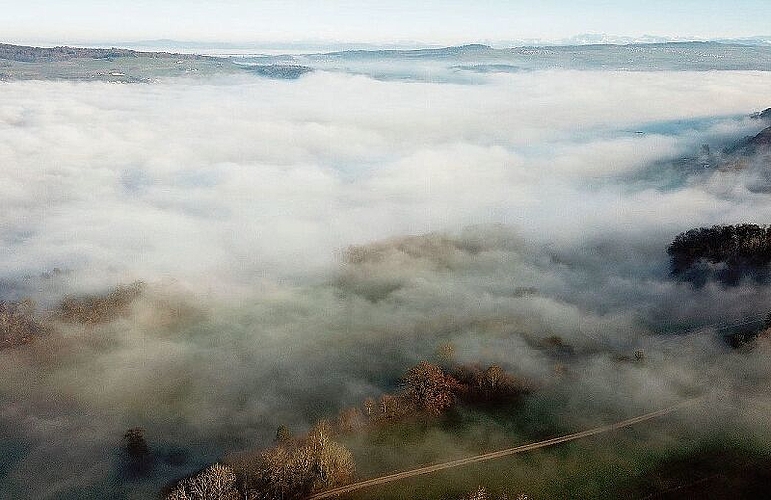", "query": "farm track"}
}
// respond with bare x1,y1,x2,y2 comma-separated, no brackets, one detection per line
307,398,702,499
